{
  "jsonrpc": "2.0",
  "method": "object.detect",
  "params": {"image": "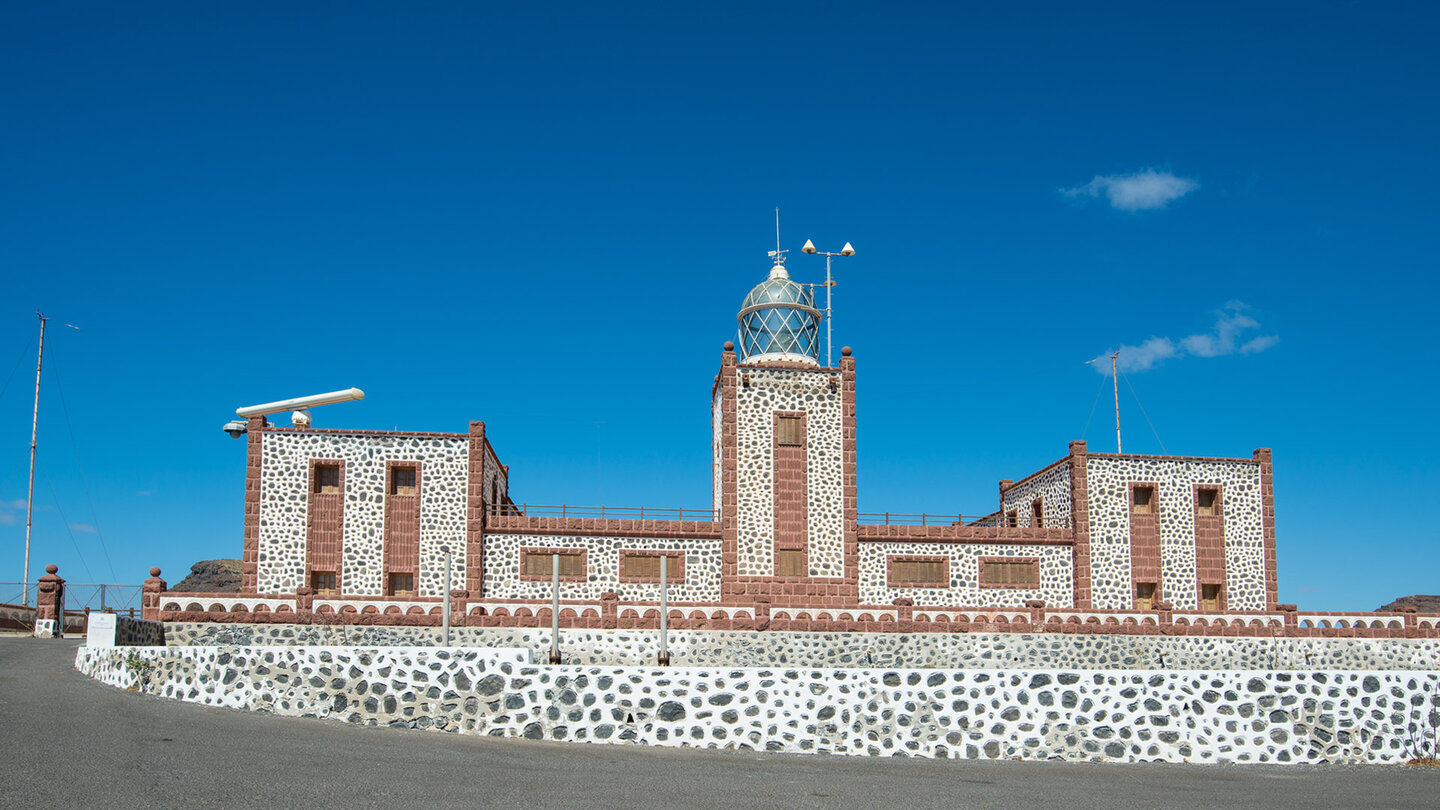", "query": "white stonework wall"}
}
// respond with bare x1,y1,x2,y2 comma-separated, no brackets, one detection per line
482,533,723,602
858,542,1073,606
1000,461,1072,528
734,367,844,577
257,432,469,596
1086,456,1266,611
